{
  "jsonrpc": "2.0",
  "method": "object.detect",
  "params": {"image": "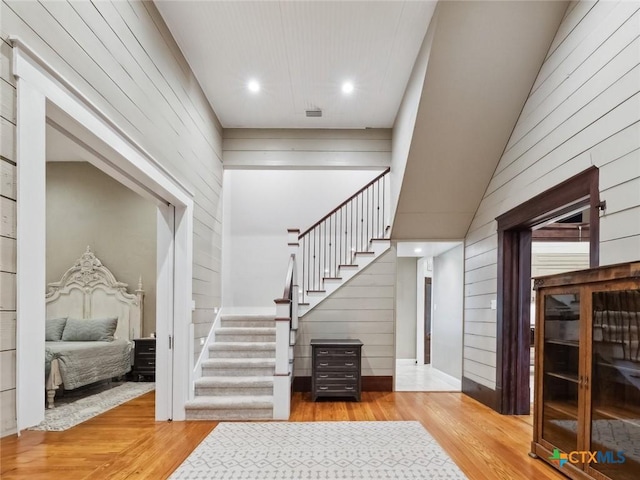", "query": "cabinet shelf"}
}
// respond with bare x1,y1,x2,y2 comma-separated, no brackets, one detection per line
545,371,579,383
545,339,579,347
545,400,578,419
